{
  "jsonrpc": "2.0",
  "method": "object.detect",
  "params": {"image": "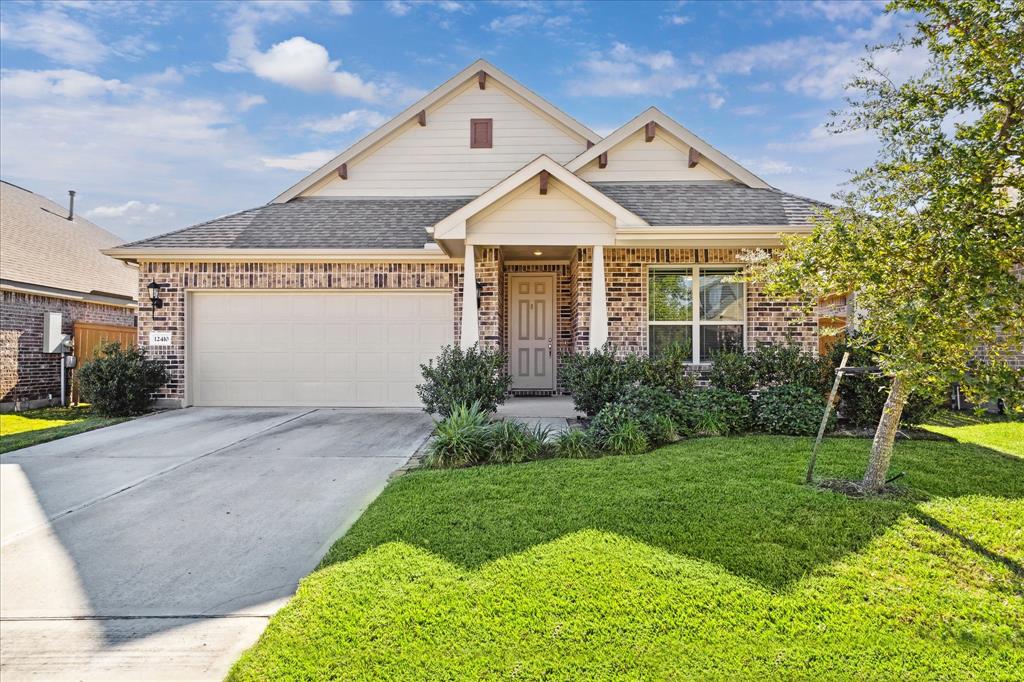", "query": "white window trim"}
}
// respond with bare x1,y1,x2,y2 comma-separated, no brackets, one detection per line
647,264,746,364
